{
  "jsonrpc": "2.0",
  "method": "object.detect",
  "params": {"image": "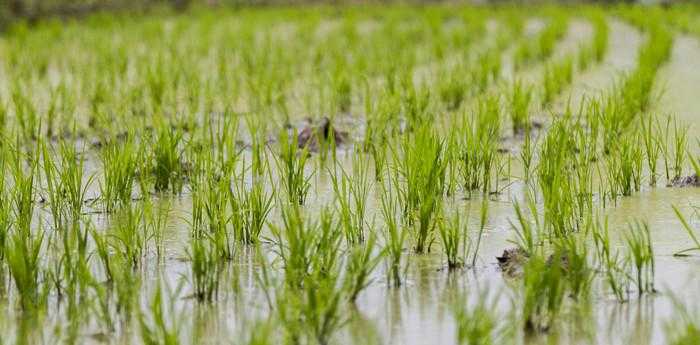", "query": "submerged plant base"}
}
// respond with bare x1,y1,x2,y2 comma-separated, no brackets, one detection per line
296,117,349,152
669,174,700,188
496,247,528,277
